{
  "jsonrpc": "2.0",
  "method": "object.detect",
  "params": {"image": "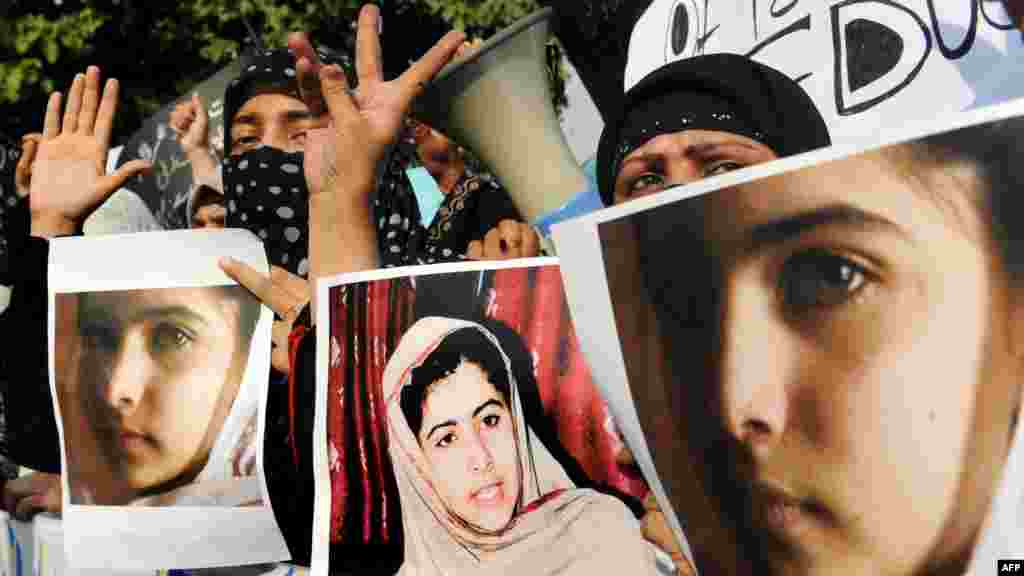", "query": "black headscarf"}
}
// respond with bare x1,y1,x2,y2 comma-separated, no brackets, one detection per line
596,53,831,206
